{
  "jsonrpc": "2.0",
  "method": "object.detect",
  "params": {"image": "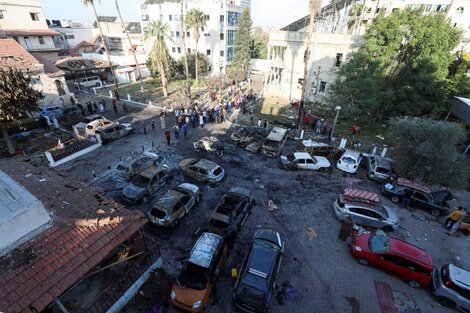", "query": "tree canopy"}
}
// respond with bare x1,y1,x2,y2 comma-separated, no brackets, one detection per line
232,8,252,69
250,27,268,59
388,117,470,189
328,8,464,125
185,8,207,86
